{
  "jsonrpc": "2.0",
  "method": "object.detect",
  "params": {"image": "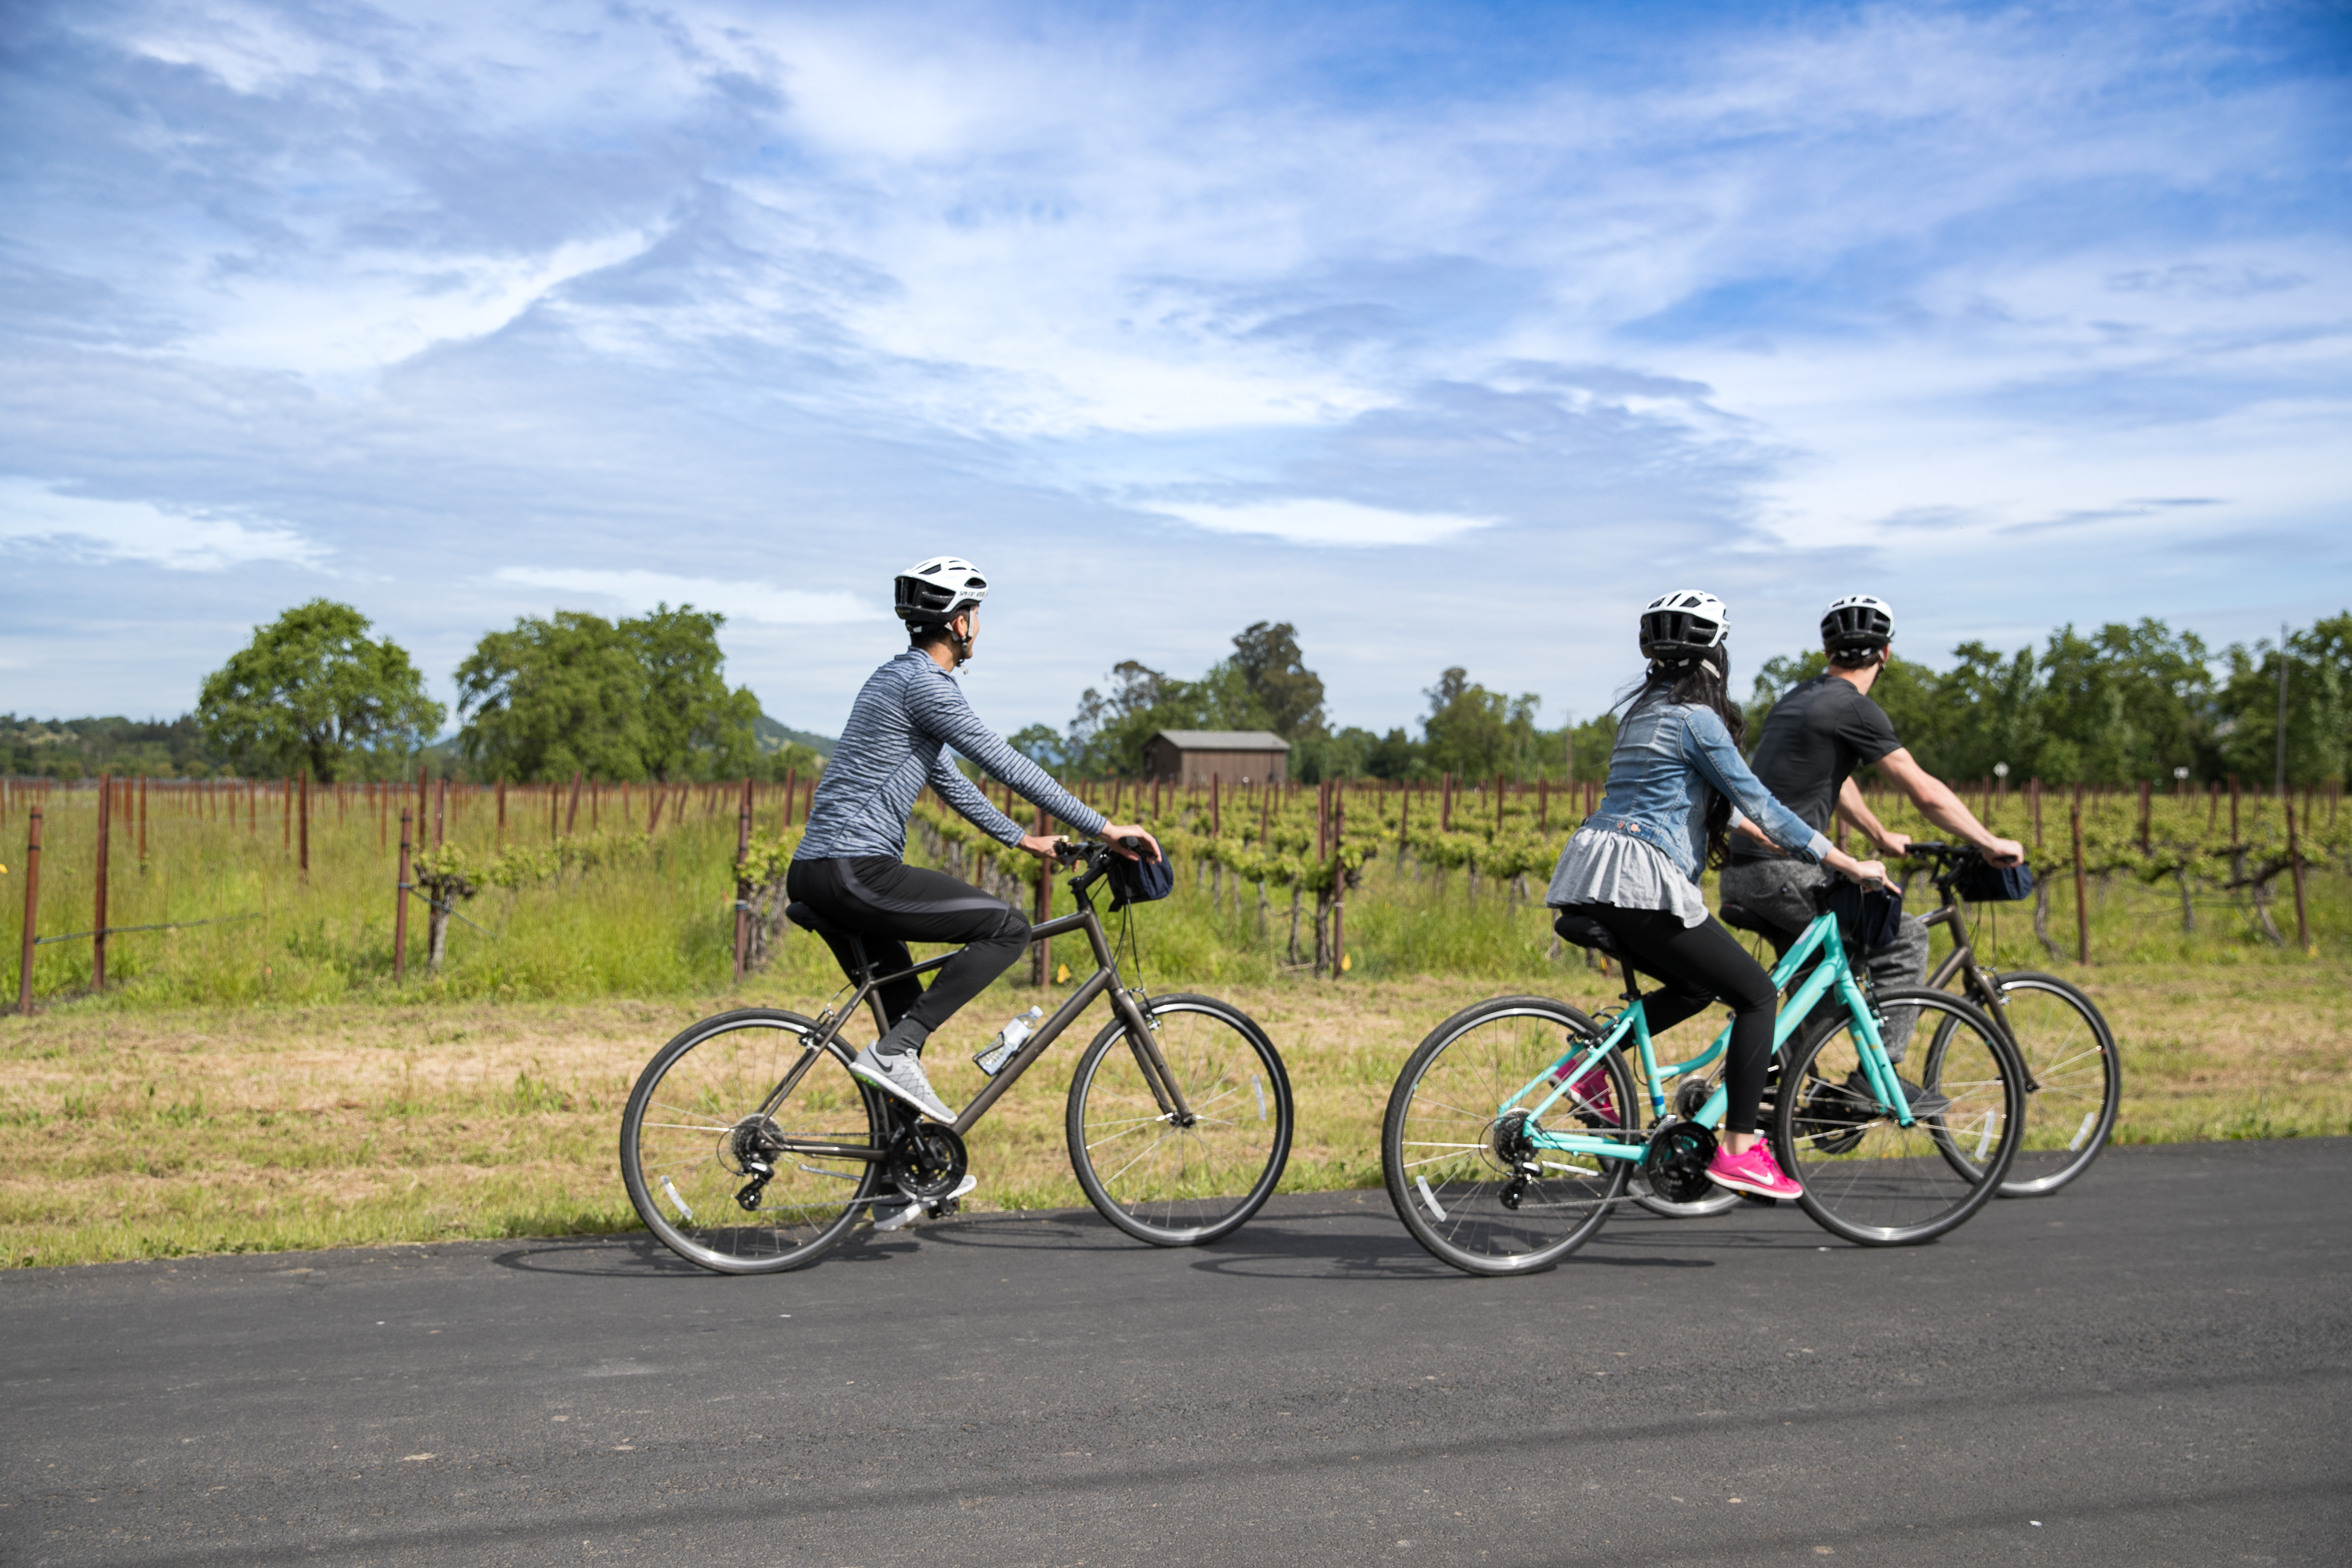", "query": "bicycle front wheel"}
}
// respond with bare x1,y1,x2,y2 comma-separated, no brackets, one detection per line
1975,971,2121,1197
1381,996,1635,1276
1775,988,2024,1247
620,1008,885,1274
1065,993,1293,1246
